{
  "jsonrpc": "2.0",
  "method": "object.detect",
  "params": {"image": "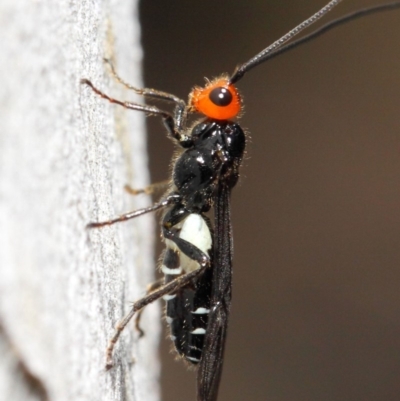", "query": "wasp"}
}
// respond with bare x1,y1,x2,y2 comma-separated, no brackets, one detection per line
82,1,400,400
